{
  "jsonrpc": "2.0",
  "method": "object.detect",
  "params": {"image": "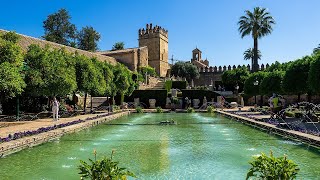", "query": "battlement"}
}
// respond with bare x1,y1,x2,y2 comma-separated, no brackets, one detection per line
198,63,271,73
138,23,168,38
